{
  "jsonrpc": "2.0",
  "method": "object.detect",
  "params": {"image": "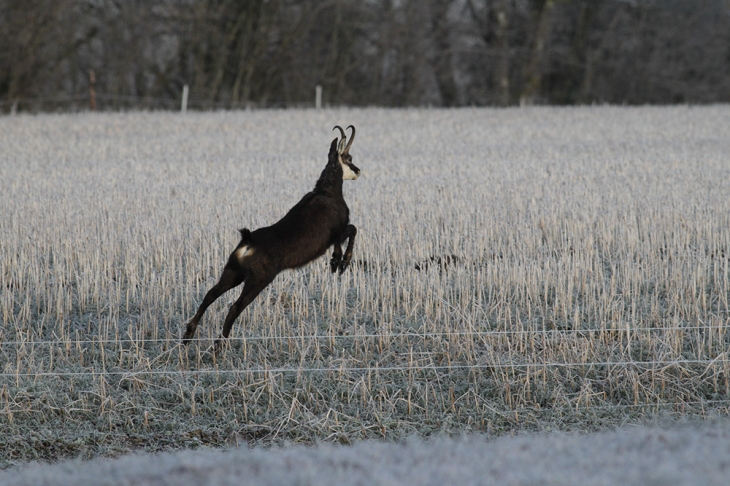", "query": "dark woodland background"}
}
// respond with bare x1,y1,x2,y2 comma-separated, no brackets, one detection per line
1,0,729,111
